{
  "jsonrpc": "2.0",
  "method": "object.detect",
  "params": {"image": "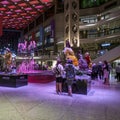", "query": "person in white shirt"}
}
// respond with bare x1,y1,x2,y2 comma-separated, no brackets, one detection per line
53,60,64,94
